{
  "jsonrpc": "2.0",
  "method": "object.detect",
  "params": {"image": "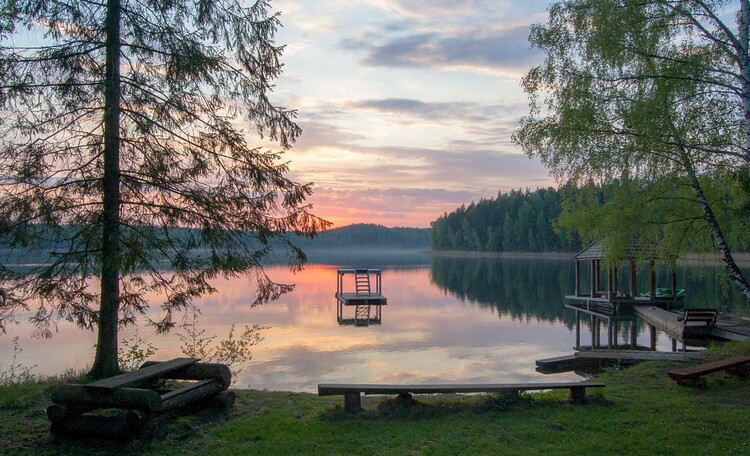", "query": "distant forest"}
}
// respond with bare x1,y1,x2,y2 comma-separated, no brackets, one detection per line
294,223,431,249
430,187,582,253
